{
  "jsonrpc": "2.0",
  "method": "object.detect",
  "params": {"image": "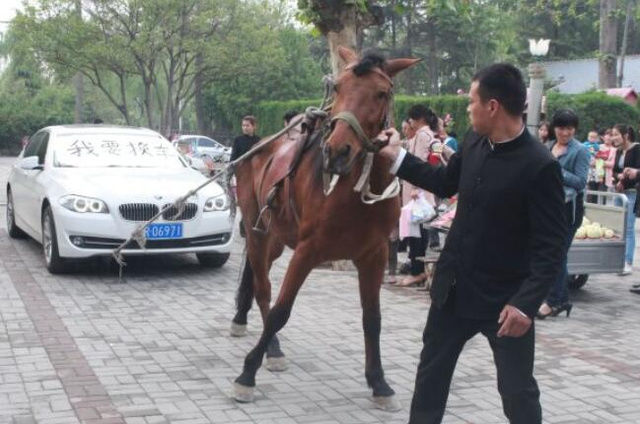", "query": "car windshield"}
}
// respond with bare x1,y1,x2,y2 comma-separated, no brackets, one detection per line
53,133,186,168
